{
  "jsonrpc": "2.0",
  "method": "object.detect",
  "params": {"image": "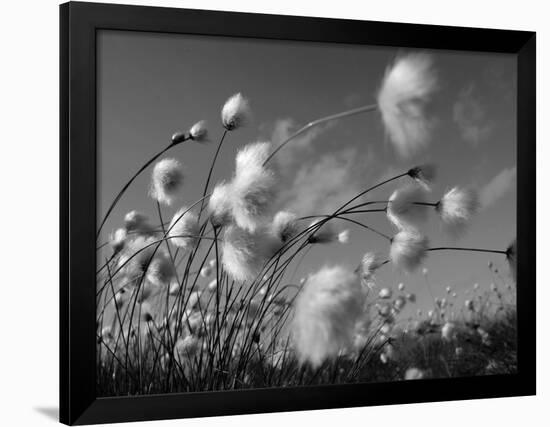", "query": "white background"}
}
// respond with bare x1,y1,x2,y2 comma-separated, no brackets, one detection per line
0,0,547,425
